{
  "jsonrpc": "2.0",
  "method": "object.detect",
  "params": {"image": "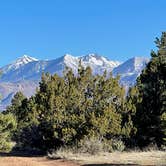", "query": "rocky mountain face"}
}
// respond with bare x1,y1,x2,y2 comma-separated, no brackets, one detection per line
0,54,149,110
